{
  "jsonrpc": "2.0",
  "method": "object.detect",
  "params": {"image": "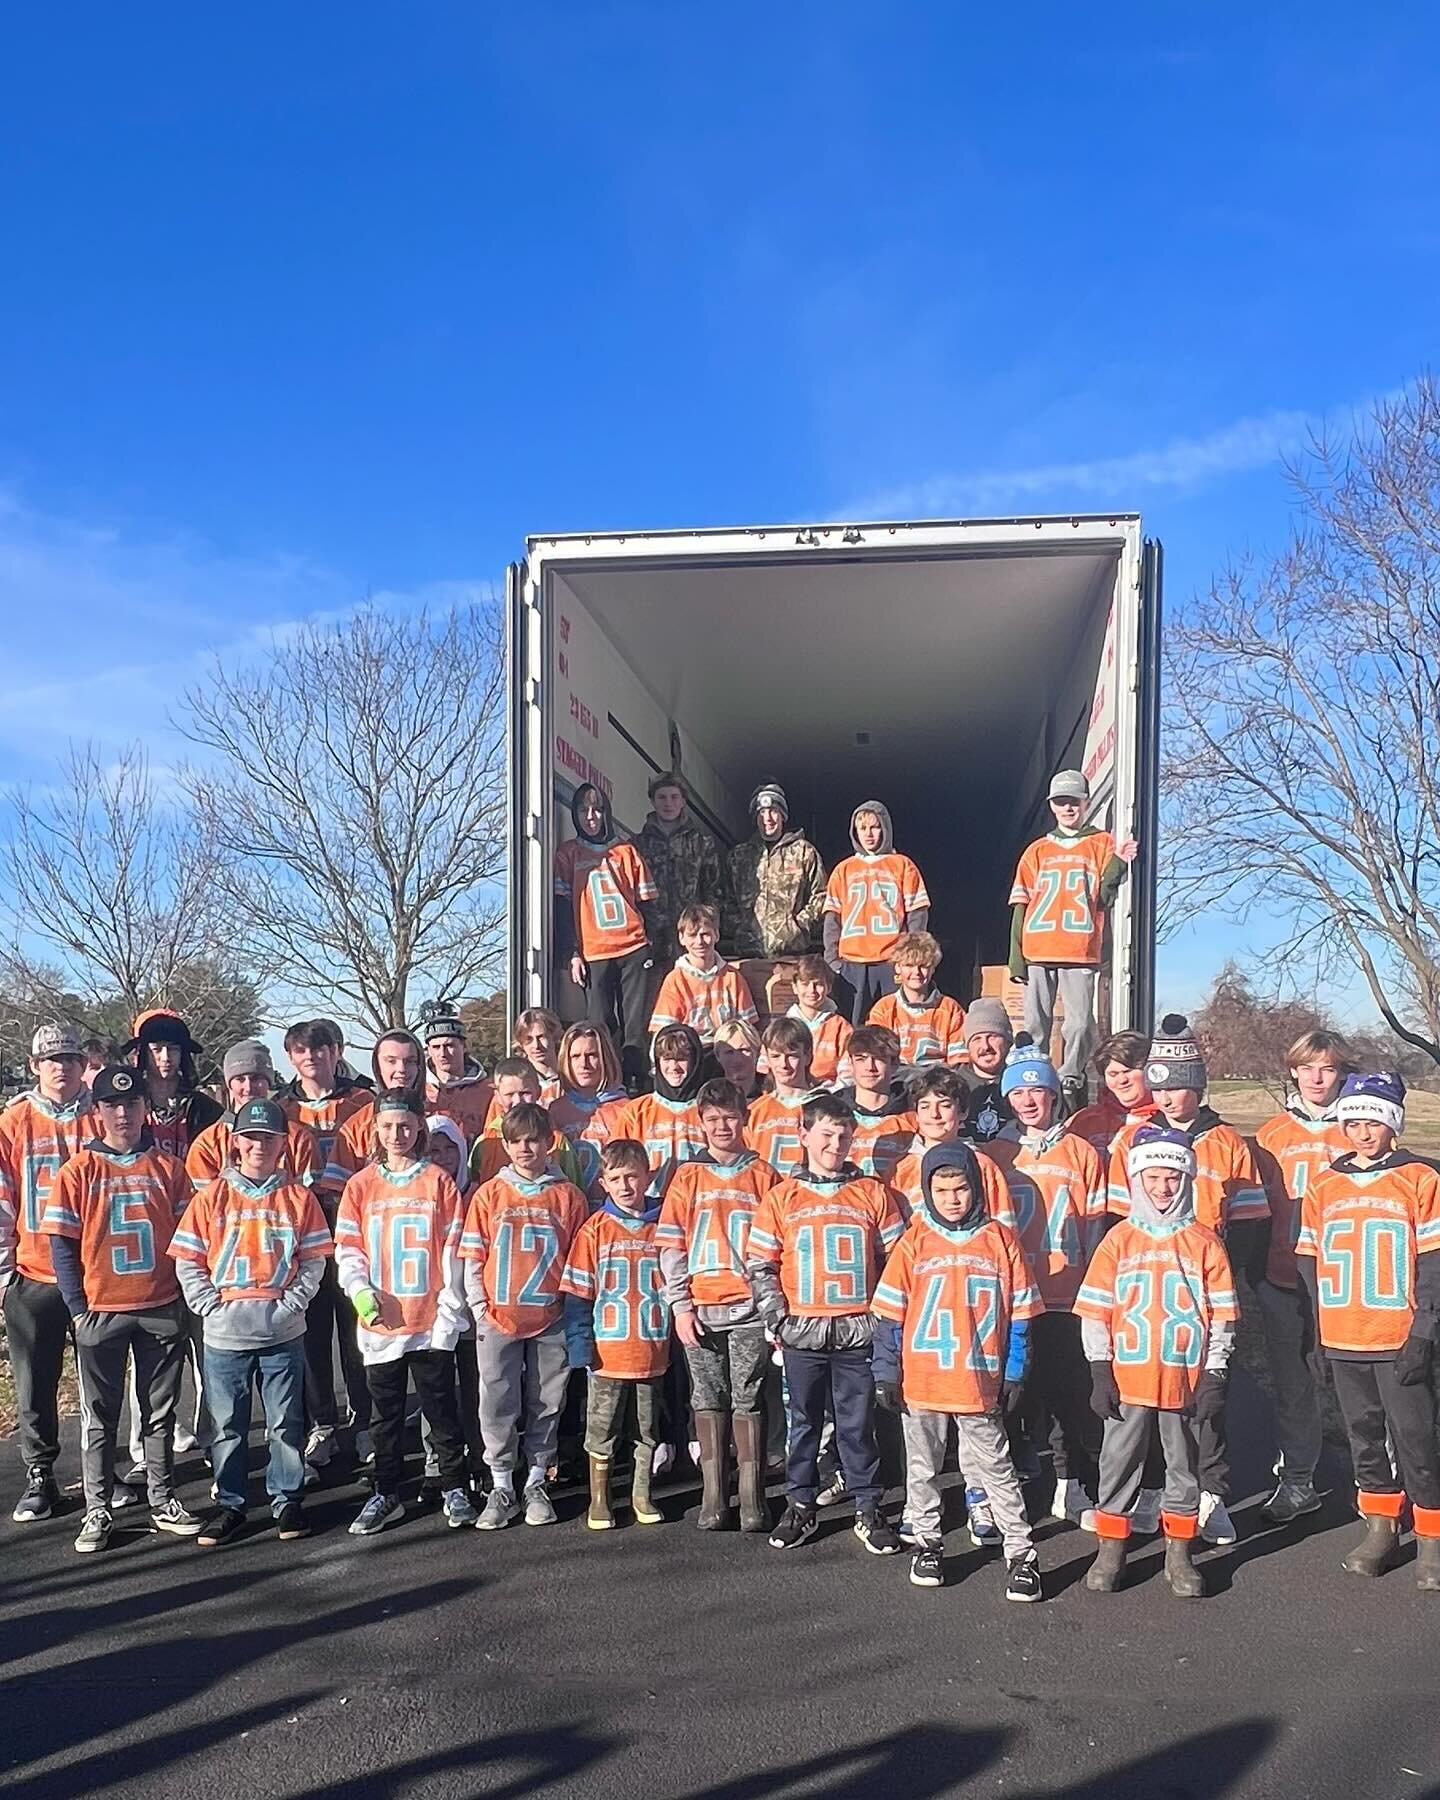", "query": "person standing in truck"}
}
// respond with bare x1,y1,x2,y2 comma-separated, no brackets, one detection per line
824,801,930,1026
725,782,827,961
636,772,727,963
554,784,661,1094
